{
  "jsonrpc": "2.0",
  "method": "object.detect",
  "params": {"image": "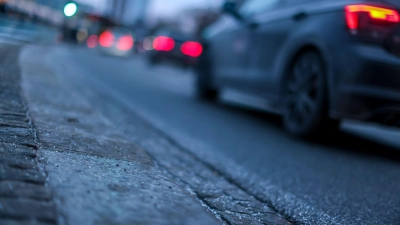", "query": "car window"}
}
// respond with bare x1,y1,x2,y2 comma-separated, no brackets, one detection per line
112,27,131,33
284,0,322,6
239,0,281,17
377,0,400,7
154,28,190,40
